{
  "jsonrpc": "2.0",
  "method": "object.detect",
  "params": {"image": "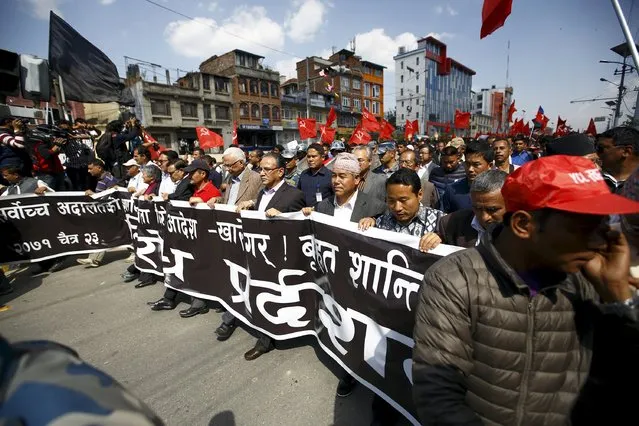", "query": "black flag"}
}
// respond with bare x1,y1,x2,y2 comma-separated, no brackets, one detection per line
48,12,133,105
